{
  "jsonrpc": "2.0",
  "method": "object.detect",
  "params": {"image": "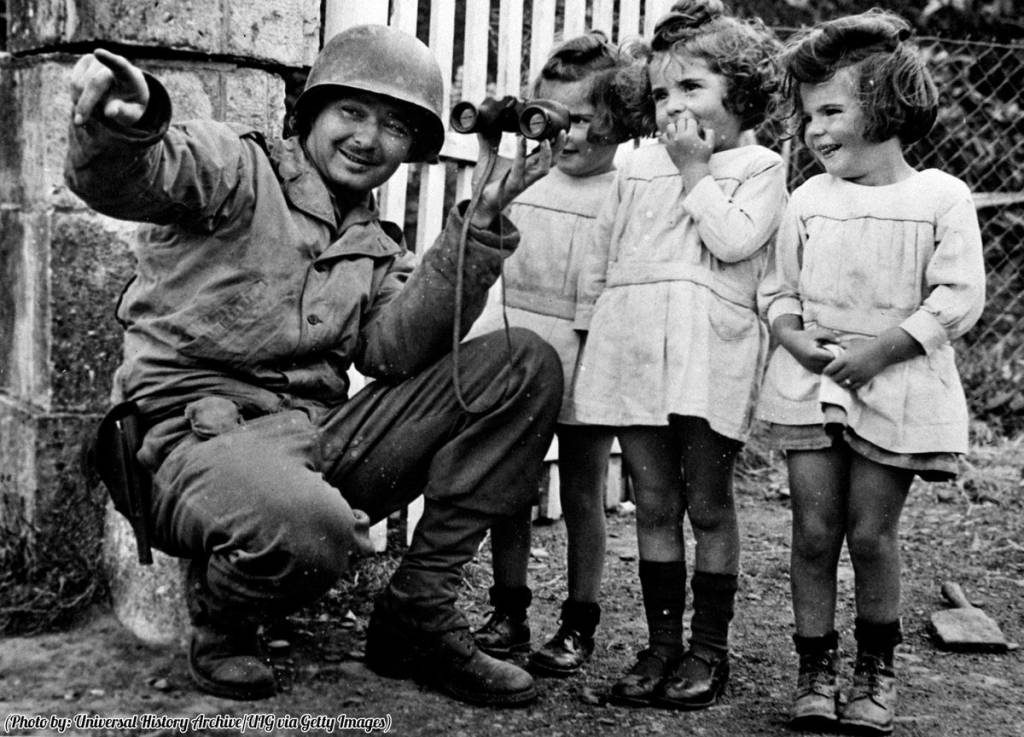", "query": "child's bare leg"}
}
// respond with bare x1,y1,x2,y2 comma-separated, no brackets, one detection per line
490,510,532,589
610,426,685,704
842,454,912,731
846,456,912,624
558,424,615,602
787,446,847,727
675,416,741,574
787,447,848,637
619,426,685,561
527,425,613,676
